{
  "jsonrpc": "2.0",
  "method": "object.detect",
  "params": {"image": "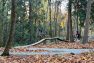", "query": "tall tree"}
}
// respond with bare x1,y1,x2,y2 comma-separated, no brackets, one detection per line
55,0,58,37
82,0,93,44
1,0,16,56
0,16,3,47
76,0,79,33
66,0,74,42
29,0,34,43
48,0,52,37
0,0,4,47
